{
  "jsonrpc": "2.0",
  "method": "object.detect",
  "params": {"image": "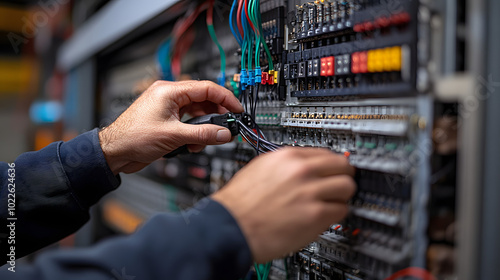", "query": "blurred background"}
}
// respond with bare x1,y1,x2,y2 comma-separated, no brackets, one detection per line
0,0,499,279
0,0,98,160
